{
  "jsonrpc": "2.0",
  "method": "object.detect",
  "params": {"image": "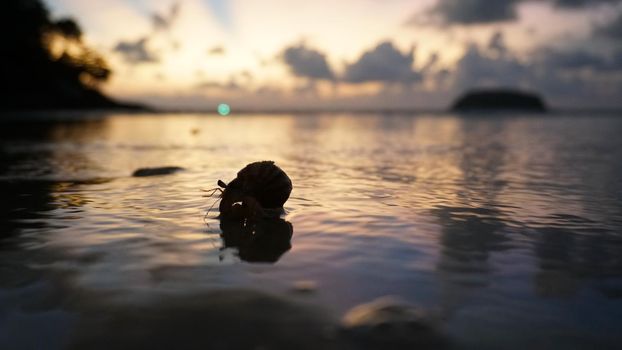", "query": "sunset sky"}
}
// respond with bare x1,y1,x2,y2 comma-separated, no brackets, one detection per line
46,0,622,110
